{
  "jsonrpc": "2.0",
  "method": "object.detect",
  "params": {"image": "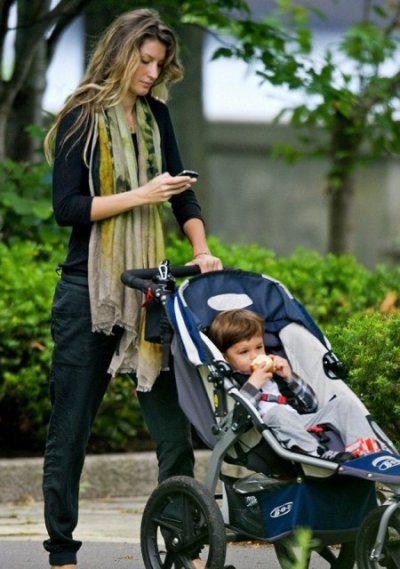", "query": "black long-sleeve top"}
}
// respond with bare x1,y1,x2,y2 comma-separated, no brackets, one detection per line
53,96,204,276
